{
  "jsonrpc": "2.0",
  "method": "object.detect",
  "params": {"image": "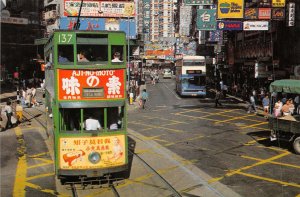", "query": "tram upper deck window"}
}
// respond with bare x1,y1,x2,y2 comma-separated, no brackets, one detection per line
58,45,74,64
76,34,108,63
111,45,124,63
